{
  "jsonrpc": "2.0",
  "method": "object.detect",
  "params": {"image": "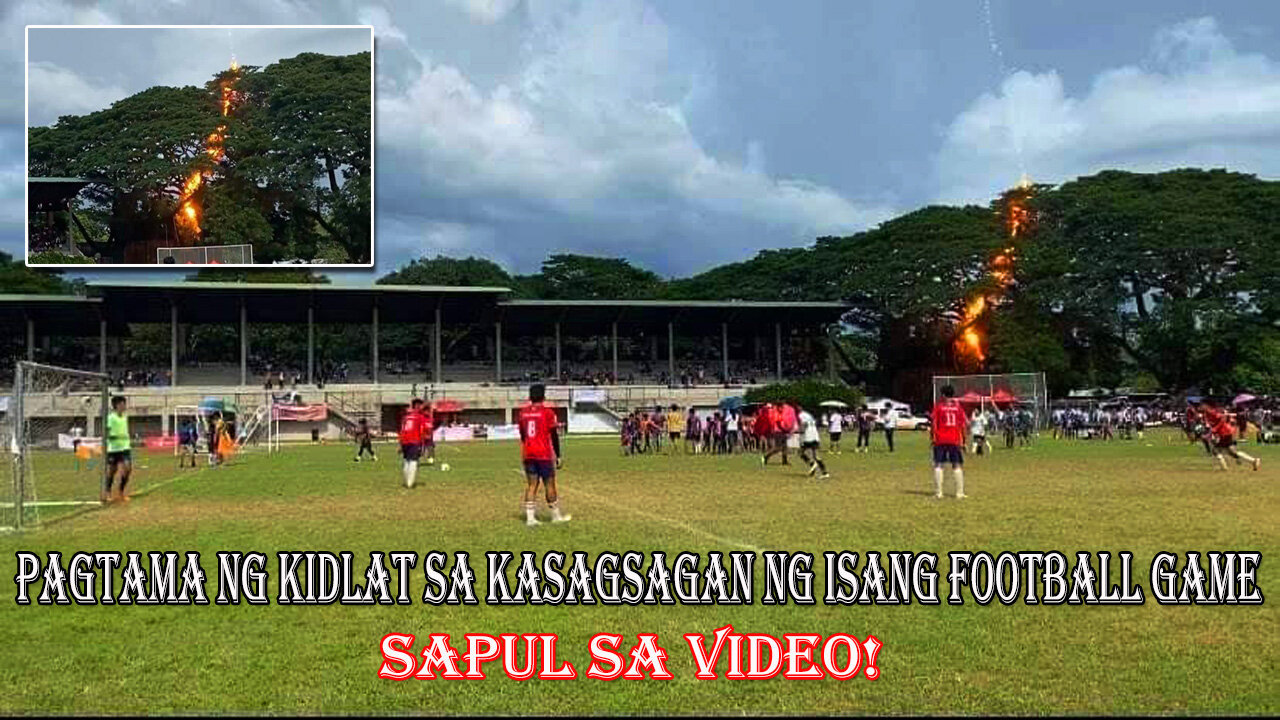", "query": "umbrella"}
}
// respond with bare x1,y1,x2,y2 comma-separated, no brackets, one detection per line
819,400,849,408
719,396,745,412
1232,393,1257,407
